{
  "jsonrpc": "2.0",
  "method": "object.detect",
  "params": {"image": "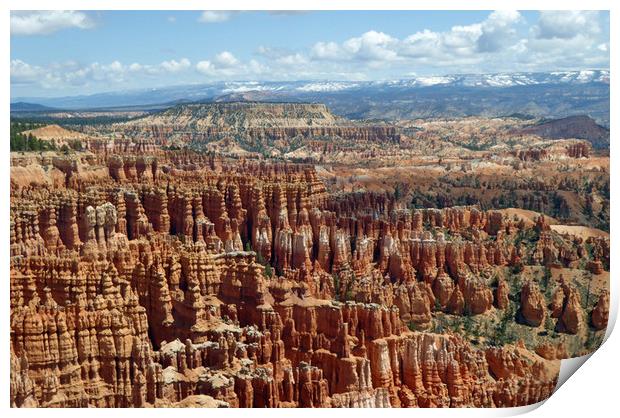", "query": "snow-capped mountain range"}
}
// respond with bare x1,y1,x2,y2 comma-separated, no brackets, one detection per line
12,70,609,110
293,70,610,91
